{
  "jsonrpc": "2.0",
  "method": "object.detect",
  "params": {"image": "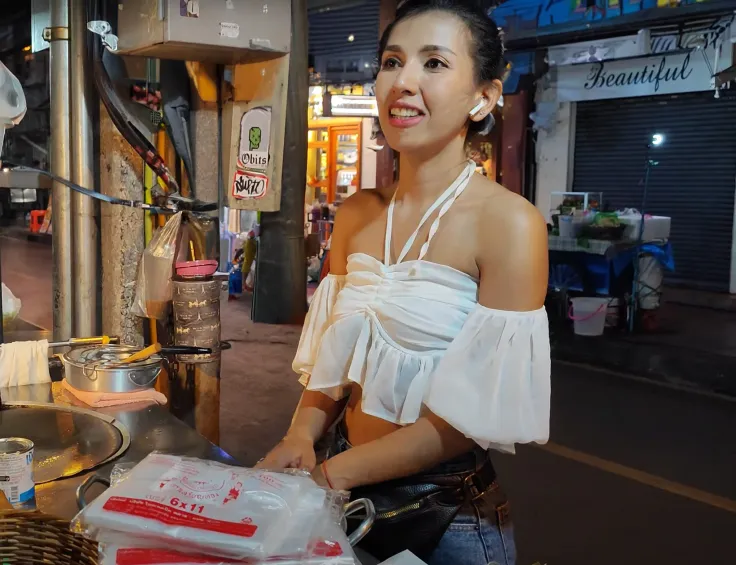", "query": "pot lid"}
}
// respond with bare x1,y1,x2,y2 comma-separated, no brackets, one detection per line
63,344,162,370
